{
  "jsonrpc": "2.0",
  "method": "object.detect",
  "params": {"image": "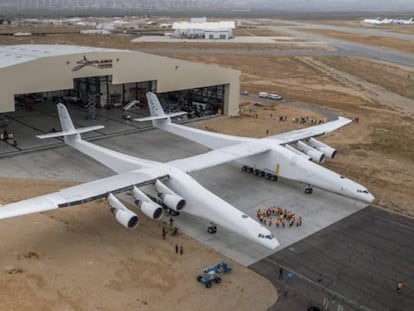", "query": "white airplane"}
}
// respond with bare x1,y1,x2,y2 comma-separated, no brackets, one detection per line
395,18,414,25
0,93,374,251
362,17,392,25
